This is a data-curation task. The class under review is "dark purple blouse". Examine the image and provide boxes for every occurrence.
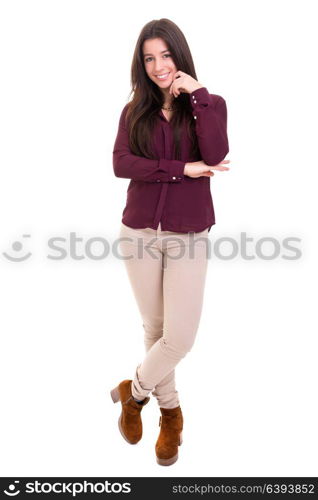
[112,86,229,233]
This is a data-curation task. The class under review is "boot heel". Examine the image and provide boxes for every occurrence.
[110,386,120,403]
[179,431,183,446]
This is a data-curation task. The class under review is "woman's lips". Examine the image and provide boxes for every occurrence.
[155,72,170,80]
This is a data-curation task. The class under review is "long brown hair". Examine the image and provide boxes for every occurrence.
[125,18,200,161]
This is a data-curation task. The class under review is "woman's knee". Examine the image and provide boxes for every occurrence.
[142,318,163,343]
[158,336,194,360]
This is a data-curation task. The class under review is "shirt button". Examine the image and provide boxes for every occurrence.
[192,96,195,99]
[156,179,160,182]
[194,115,197,119]
[172,176,176,180]
[194,100,197,104]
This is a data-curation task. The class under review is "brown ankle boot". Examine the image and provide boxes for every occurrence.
[155,406,183,466]
[110,379,150,444]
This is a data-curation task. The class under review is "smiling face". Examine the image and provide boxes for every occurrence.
[142,38,177,95]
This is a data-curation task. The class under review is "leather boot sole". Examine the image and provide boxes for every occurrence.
[110,386,120,403]
[117,414,138,445]
[156,432,183,466]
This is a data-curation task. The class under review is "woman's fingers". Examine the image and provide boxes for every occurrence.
[204,159,231,172]
[209,165,230,171]
[203,166,229,172]
[216,159,230,167]
[213,159,230,169]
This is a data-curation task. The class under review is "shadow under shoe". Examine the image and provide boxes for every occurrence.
[155,406,183,466]
[110,379,150,444]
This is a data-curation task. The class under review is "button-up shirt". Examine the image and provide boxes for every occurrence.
[112,87,229,233]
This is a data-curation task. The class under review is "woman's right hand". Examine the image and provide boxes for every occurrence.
[184,159,230,178]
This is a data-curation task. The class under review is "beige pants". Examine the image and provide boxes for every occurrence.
[118,221,209,408]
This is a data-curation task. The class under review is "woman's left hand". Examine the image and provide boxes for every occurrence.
[169,70,204,97]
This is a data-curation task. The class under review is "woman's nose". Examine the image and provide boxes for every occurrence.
[154,59,164,72]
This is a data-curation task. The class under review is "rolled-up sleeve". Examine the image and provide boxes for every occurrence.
[190,87,229,166]
[113,105,185,183]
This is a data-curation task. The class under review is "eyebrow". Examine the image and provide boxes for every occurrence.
[143,49,170,57]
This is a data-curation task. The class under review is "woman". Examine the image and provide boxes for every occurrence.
[110,18,230,466]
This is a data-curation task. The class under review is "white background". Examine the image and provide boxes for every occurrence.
[0,0,317,477]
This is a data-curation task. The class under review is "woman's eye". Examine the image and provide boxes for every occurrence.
[145,54,171,63]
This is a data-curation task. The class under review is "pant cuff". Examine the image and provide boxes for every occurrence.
[131,364,153,400]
